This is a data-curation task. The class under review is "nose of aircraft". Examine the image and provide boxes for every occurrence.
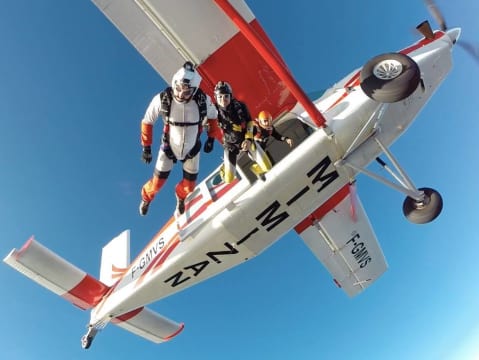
[446,28,461,44]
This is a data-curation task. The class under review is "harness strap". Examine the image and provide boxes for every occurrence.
[167,120,202,127]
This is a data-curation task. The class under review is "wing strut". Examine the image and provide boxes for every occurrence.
[214,0,327,128]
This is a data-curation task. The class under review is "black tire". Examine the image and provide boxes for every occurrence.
[81,335,92,349]
[403,187,443,224]
[360,53,420,103]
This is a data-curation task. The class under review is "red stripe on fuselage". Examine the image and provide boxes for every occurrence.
[211,179,239,201]
[179,199,214,231]
[61,274,109,310]
[184,193,203,214]
[150,236,180,273]
[135,235,181,287]
[294,184,351,234]
[179,179,239,229]
[400,31,445,55]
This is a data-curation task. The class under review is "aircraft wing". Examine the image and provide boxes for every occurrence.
[91,0,297,118]
[3,238,109,309]
[294,184,388,297]
[112,306,184,343]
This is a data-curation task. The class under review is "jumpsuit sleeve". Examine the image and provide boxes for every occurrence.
[271,127,285,141]
[205,96,222,143]
[205,94,218,119]
[140,93,163,147]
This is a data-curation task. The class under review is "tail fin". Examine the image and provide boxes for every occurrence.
[99,230,130,286]
[3,237,109,309]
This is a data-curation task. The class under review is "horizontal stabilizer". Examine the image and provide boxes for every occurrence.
[112,307,184,343]
[3,237,109,309]
[295,186,388,297]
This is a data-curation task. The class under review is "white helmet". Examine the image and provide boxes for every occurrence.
[171,61,202,102]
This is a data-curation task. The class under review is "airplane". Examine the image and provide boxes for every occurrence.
[3,0,468,350]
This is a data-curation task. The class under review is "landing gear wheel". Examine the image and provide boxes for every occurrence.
[360,53,420,103]
[403,187,443,224]
[81,326,98,349]
[81,335,93,350]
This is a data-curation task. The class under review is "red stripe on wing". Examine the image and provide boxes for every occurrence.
[294,184,351,234]
[197,19,297,120]
[112,307,143,323]
[16,236,35,257]
[61,274,109,310]
[163,323,185,341]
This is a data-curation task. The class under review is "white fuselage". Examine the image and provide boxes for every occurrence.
[90,29,455,325]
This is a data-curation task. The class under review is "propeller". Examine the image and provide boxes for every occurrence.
[425,0,447,31]
[457,41,479,63]
[422,0,479,64]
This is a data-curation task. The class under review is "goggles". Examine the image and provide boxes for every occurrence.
[174,83,195,99]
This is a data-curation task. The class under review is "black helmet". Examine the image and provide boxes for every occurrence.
[214,81,233,96]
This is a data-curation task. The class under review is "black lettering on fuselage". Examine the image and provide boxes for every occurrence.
[237,228,259,246]
[164,271,190,287]
[164,243,240,288]
[164,155,342,288]
[184,260,209,276]
[287,186,310,206]
[256,200,289,232]
[131,237,165,279]
[307,156,339,193]
[207,242,238,263]
[164,260,209,288]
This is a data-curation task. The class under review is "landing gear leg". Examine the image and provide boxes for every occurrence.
[81,325,98,350]
[340,137,443,224]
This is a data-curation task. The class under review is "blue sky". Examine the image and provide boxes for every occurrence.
[1,1,479,359]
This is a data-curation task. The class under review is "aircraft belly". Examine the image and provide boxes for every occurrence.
[93,129,352,321]
[94,219,257,321]
[219,130,350,254]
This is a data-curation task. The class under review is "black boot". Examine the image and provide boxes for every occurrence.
[139,199,150,216]
[176,196,185,215]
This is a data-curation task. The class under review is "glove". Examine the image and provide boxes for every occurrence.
[241,139,252,152]
[141,146,152,164]
[204,137,214,153]
[161,133,168,144]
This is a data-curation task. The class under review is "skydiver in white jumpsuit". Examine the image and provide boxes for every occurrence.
[139,62,217,216]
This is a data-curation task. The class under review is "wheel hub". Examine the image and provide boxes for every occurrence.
[373,59,403,80]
